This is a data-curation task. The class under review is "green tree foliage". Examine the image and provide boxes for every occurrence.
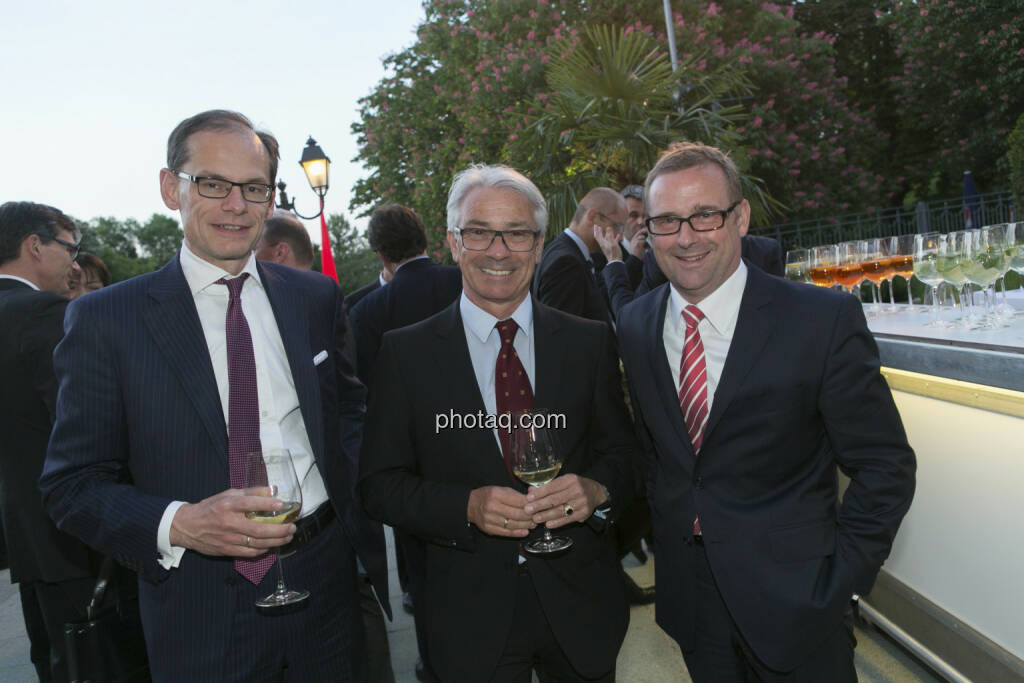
[881,0,1024,199]
[1008,113,1024,210]
[76,214,183,283]
[353,0,888,243]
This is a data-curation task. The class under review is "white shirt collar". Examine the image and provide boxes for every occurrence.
[563,229,592,263]
[179,242,263,296]
[0,274,40,290]
[667,260,747,337]
[460,292,533,345]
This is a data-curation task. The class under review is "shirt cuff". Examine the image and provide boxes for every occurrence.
[157,501,188,569]
[605,259,624,266]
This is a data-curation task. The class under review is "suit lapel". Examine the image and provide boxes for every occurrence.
[259,264,324,462]
[435,303,510,483]
[703,267,775,441]
[144,257,227,457]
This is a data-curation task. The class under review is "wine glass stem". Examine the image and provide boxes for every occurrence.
[906,277,914,311]
[273,553,287,596]
[931,285,941,323]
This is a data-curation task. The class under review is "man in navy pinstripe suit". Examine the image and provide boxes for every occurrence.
[41,110,382,682]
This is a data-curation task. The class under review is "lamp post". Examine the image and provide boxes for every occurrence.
[275,136,331,220]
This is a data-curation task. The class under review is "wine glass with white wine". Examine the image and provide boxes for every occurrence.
[244,448,309,609]
[510,414,573,555]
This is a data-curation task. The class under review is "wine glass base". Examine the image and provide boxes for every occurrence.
[256,588,310,613]
[524,535,573,555]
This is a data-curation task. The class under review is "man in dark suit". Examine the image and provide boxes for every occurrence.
[40,110,386,682]
[360,165,637,683]
[0,201,92,682]
[616,142,915,681]
[349,203,462,388]
[533,187,627,327]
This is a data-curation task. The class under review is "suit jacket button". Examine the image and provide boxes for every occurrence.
[695,477,704,490]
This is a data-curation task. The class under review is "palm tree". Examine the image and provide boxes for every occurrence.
[511,24,779,233]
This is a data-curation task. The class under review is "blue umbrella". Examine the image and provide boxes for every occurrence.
[963,170,982,229]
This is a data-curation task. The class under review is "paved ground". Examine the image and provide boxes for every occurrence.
[0,532,939,682]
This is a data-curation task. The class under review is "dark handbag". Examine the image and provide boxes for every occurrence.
[64,557,150,682]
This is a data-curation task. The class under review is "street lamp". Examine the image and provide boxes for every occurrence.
[276,136,331,220]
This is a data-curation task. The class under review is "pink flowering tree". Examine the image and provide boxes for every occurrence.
[881,0,1024,199]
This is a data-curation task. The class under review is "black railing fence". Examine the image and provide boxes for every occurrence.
[753,191,1018,253]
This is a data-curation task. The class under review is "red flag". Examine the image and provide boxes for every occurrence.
[320,212,338,282]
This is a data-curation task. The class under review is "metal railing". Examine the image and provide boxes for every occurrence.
[753,191,1017,252]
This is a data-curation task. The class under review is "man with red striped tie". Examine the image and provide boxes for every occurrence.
[615,141,916,683]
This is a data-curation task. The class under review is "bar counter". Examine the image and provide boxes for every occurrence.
[859,303,1024,682]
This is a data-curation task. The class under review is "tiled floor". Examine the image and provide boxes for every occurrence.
[0,533,939,682]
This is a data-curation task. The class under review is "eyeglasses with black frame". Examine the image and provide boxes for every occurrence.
[52,237,80,261]
[644,200,742,235]
[454,227,541,252]
[172,171,273,203]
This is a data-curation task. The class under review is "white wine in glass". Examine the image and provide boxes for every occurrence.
[244,448,309,610]
[509,415,573,555]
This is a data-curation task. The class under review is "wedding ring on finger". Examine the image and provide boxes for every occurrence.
[503,517,509,529]
[563,503,574,517]
[245,535,251,547]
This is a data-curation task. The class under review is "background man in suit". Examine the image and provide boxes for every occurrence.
[254,210,315,270]
[0,201,94,682]
[533,187,627,326]
[350,203,461,387]
[360,165,638,683]
[616,142,915,682]
[41,110,385,681]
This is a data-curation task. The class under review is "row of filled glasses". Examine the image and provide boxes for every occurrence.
[784,236,915,313]
[784,223,1024,330]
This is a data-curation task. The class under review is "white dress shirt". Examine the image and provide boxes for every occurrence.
[157,244,327,568]
[663,261,748,413]
[459,293,536,452]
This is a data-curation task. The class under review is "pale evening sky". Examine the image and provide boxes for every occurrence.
[0,0,427,243]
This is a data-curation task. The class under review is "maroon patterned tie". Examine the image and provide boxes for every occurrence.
[220,274,274,584]
[679,305,708,536]
[494,319,533,477]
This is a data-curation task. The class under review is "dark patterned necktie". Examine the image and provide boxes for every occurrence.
[494,319,533,477]
[219,274,274,584]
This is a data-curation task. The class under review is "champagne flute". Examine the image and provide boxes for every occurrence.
[510,414,573,555]
[892,235,916,312]
[937,230,970,327]
[962,225,1007,329]
[784,248,811,284]
[987,224,1016,320]
[244,448,309,609]
[913,233,946,327]
[834,241,866,297]
[809,245,837,288]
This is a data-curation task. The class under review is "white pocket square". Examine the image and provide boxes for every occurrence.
[313,350,328,366]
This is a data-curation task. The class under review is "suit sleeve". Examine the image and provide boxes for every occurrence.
[822,295,916,594]
[358,333,477,548]
[40,298,172,581]
[536,253,591,319]
[601,261,638,322]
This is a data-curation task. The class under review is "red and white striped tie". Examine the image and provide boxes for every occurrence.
[680,304,708,536]
[679,305,709,453]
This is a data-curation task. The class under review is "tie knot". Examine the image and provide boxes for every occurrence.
[682,305,704,330]
[495,319,519,346]
[218,273,250,299]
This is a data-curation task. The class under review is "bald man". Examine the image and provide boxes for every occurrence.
[254,211,315,270]
[532,187,626,326]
